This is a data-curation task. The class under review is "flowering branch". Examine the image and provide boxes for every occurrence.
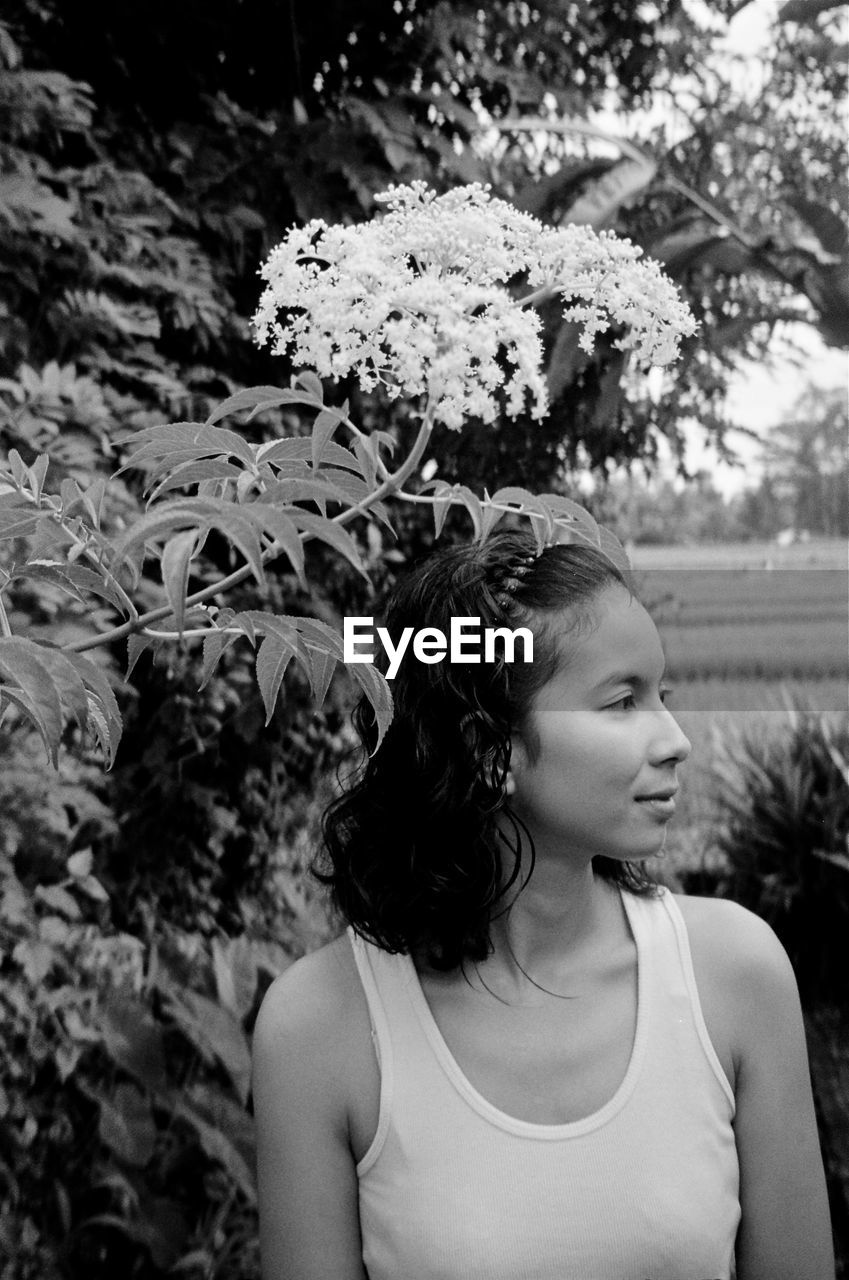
[2,181,695,765]
[254,181,697,431]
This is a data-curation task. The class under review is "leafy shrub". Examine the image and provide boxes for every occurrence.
[0,749,335,1280]
[684,698,849,1006]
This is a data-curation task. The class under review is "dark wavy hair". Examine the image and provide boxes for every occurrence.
[313,527,662,971]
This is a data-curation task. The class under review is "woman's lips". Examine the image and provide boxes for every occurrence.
[635,796,676,817]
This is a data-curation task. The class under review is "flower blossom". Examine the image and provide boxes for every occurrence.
[253,181,697,431]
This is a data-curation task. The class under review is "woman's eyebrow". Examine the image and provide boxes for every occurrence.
[591,665,668,691]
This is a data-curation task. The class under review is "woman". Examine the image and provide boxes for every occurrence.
[252,529,834,1279]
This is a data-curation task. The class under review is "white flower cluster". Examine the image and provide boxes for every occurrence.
[253,182,696,431]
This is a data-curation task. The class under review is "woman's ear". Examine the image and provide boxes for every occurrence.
[505,735,528,797]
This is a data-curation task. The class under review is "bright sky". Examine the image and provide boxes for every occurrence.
[680,328,847,498]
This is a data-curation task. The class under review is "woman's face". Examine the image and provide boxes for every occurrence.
[506,584,692,866]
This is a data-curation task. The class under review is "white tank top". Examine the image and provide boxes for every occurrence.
[348,884,741,1280]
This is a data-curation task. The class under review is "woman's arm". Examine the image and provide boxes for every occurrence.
[729,906,835,1280]
[251,941,369,1280]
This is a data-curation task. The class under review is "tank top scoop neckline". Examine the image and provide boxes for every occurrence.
[385,881,649,1141]
[347,884,741,1280]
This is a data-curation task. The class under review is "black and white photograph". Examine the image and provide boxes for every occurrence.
[0,1,846,1276]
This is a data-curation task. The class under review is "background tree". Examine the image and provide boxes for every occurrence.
[755,383,848,536]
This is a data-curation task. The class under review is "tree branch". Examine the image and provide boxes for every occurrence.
[65,401,437,655]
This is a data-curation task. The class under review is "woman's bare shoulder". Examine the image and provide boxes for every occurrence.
[672,890,781,961]
[253,929,380,1167]
[254,931,361,1046]
[669,891,790,1089]
[252,933,375,1280]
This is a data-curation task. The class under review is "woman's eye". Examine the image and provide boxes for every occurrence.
[608,688,673,711]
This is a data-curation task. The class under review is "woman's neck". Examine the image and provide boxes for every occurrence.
[482,861,622,999]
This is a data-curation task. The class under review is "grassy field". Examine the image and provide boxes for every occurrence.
[630,540,847,681]
[629,539,847,887]
[629,536,847,571]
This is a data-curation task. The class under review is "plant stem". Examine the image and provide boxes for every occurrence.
[9,484,139,621]
[0,593,11,638]
[66,402,436,655]
[517,284,556,308]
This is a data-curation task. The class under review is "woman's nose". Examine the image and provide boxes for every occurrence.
[653,706,692,765]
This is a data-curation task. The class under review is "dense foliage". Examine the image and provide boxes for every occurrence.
[692,705,849,1006]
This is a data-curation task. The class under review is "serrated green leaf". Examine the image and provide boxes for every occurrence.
[308,468,393,528]
[0,508,41,539]
[352,435,378,488]
[238,611,307,655]
[113,498,266,588]
[80,477,107,529]
[294,370,323,401]
[433,497,452,538]
[451,486,484,540]
[0,684,59,765]
[160,530,198,638]
[13,562,86,604]
[489,485,545,510]
[280,614,345,659]
[0,637,64,764]
[254,476,358,509]
[306,648,336,707]
[125,633,155,680]
[245,505,306,585]
[119,444,216,481]
[204,386,307,427]
[59,477,86,518]
[65,654,122,768]
[7,449,26,486]
[19,514,77,565]
[14,561,129,614]
[0,489,30,508]
[311,407,341,470]
[198,628,241,690]
[484,486,550,539]
[289,510,368,579]
[479,499,508,539]
[255,633,296,725]
[21,642,89,730]
[371,429,397,457]
[257,437,360,475]
[29,453,49,501]
[229,612,258,646]
[597,525,632,572]
[148,459,244,502]
[117,422,255,469]
[348,661,393,756]
[537,493,601,545]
